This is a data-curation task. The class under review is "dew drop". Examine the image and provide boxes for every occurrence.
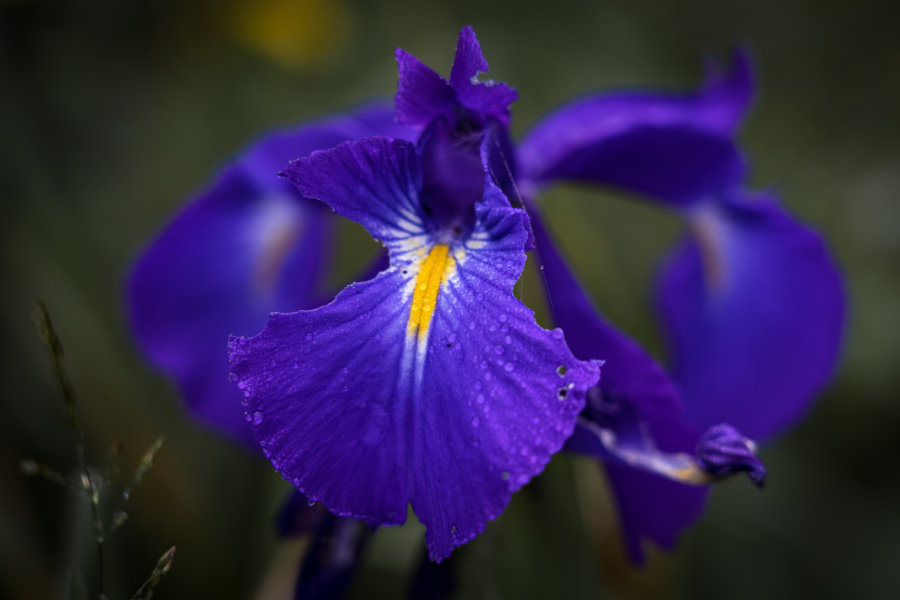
[472,417,480,428]
[557,387,569,400]
[494,346,504,355]
[474,381,482,391]
[251,411,264,426]
[557,365,567,377]
[501,471,510,480]
[499,314,508,323]
[476,394,485,405]
[504,362,514,372]
[305,333,313,341]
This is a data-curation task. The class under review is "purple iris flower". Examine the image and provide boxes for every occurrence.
[227,30,602,561]
[127,26,844,567]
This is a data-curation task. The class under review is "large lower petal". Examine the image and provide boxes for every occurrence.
[127,105,415,443]
[231,139,600,560]
[656,193,845,439]
[518,53,751,205]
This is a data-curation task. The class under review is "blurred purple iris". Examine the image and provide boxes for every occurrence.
[127,27,844,565]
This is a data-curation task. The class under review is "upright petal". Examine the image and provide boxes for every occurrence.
[395,27,516,129]
[656,193,845,439]
[518,52,751,205]
[394,49,456,127]
[449,27,517,124]
[448,26,489,90]
[230,139,601,561]
[128,105,415,443]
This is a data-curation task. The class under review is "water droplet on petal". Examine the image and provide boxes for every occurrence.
[251,411,264,426]
[504,362,514,372]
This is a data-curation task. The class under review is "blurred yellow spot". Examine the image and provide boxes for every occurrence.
[407,244,453,340]
[230,0,352,70]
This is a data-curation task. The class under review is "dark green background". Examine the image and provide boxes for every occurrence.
[2,0,898,598]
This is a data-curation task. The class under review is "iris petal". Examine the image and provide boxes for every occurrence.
[448,27,517,123]
[394,49,456,127]
[604,464,708,563]
[127,105,416,443]
[230,138,601,561]
[656,193,845,439]
[518,52,751,205]
[531,209,709,560]
[394,27,516,129]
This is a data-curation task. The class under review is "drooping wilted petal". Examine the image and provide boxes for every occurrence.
[696,424,766,486]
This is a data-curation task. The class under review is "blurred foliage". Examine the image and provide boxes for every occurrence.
[1,0,899,598]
